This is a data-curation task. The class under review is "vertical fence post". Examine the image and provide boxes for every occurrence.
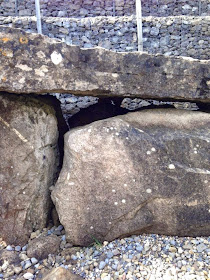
[136,0,143,51]
[198,0,201,16]
[35,0,42,34]
[113,0,116,16]
[15,0,18,16]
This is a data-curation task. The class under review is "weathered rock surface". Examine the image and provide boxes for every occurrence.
[0,26,209,102]
[0,250,20,266]
[27,235,60,260]
[0,93,59,245]
[52,109,210,246]
[43,267,83,280]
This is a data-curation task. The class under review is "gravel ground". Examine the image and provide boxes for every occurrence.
[0,226,209,280]
[70,234,210,280]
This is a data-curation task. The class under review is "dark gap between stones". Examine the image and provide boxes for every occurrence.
[67,96,210,130]
[196,102,210,113]
[36,94,69,227]
[67,96,175,129]
[32,94,69,175]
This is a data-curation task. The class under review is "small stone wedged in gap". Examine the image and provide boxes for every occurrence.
[121,98,200,111]
[0,226,209,280]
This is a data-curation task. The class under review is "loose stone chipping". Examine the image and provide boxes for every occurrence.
[0,226,209,280]
[71,234,210,280]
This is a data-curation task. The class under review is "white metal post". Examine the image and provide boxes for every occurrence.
[15,0,18,16]
[35,0,42,34]
[113,0,116,16]
[198,0,201,16]
[136,0,143,51]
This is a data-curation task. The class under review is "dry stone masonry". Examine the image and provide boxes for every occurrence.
[1,15,209,59]
[1,0,209,17]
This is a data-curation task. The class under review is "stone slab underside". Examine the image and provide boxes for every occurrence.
[0,26,209,102]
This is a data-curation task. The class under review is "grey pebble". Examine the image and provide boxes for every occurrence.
[56,225,64,231]
[112,249,120,256]
[22,245,27,251]
[93,250,100,257]
[177,260,182,268]
[197,243,207,252]
[99,261,106,269]
[170,240,176,246]
[23,272,34,279]
[106,251,114,258]
[31,257,38,264]
[136,245,143,252]
[15,246,21,252]
[6,245,13,251]
[61,235,66,241]
[71,254,77,260]
[53,229,62,235]
[24,260,32,269]
[183,243,193,250]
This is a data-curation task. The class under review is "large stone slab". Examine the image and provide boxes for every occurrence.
[0,93,58,245]
[0,26,209,102]
[52,109,210,246]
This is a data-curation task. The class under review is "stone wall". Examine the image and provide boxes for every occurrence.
[1,15,209,60]
[0,0,210,17]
